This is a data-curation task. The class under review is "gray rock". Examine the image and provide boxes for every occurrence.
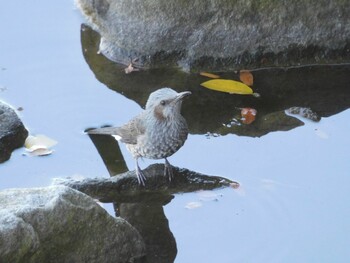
[76,0,350,71]
[0,101,28,163]
[0,185,145,263]
[54,164,237,202]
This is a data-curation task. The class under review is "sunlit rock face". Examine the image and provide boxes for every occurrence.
[76,0,350,71]
[0,186,145,263]
[0,102,28,163]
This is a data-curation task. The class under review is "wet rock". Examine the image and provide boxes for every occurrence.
[287,107,321,122]
[0,101,28,163]
[0,185,145,263]
[54,164,236,202]
[54,162,234,262]
[76,0,350,71]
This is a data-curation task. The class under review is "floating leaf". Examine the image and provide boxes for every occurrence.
[200,79,253,95]
[241,108,257,124]
[185,201,202,209]
[24,135,57,157]
[24,145,53,157]
[239,70,254,86]
[25,135,57,149]
[200,72,220,79]
[230,182,240,189]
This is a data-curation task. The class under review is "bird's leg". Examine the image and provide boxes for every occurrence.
[164,158,173,181]
[135,159,146,186]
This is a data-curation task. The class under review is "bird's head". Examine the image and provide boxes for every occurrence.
[146,88,191,120]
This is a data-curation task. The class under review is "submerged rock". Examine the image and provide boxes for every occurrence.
[0,185,145,263]
[0,101,28,163]
[76,0,350,71]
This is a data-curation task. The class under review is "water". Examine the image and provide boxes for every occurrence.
[1,1,350,262]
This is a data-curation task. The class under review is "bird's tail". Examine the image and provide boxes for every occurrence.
[86,127,119,135]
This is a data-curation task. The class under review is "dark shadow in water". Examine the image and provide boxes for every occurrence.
[115,196,177,263]
[81,134,235,263]
[81,24,350,137]
[87,131,129,175]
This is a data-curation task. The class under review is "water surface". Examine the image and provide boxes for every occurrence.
[1,1,350,262]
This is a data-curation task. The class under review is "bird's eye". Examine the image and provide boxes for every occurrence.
[160,100,166,106]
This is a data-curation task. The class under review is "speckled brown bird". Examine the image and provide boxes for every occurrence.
[88,88,191,185]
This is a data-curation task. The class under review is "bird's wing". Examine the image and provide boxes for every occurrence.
[87,114,146,145]
[114,115,146,144]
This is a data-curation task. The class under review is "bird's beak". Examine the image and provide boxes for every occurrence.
[173,91,191,103]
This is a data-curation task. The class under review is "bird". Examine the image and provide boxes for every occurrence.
[88,87,191,185]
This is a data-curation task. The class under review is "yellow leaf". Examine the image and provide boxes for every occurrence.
[199,72,220,79]
[200,79,253,95]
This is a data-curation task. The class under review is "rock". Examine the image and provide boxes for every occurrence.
[54,164,237,262]
[0,101,28,163]
[54,164,237,202]
[0,185,145,263]
[287,107,321,122]
[76,0,350,71]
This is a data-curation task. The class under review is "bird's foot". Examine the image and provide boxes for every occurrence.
[136,163,146,186]
[164,158,173,182]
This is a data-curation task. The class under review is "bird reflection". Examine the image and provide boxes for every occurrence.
[115,197,177,263]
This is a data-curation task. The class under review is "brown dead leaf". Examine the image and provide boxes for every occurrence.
[200,72,220,79]
[239,70,254,86]
[230,182,240,189]
[241,108,257,124]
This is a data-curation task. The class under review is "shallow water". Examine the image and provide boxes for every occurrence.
[1,1,350,262]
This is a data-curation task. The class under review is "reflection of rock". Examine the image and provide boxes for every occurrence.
[0,101,28,163]
[81,25,350,137]
[117,197,177,263]
[76,0,350,71]
[219,110,304,137]
[0,186,145,263]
